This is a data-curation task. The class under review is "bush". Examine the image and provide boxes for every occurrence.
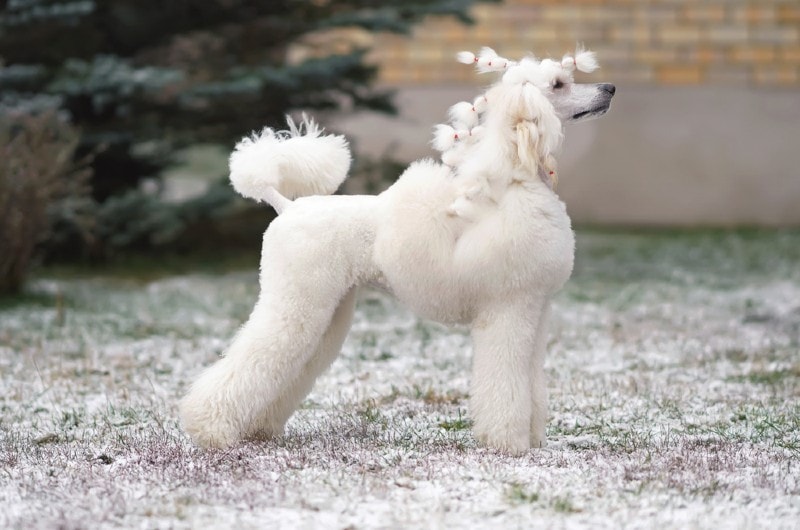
[0,112,91,294]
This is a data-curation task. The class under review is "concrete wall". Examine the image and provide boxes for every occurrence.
[304,0,800,226]
[331,84,800,227]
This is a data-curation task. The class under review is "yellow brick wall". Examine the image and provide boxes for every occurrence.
[353,0,800,87]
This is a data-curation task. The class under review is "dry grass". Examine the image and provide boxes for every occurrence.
[1,230,799,529]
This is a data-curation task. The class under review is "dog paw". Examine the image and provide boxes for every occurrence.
[183,422,240,449]
[474,428,531,455]
[179,396,241,449]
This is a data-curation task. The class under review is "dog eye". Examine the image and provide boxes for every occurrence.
[553,80,565,89]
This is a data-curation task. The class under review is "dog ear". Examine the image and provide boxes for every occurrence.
[514,84,562,176]
[515,120,539,174]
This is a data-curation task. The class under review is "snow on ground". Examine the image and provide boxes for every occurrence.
[1,231,798,529]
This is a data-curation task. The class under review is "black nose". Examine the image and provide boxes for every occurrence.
[600,83,616,96]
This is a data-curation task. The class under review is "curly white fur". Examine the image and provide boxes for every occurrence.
[181,46,614,454]
[229,115,351,206]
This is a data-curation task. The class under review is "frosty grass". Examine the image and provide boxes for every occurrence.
[1,230,799,529]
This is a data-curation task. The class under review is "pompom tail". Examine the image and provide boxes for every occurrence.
[229,115,351,204]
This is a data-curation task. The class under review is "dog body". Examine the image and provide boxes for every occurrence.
[181,47,614,454]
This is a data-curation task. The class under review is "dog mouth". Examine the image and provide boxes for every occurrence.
[571,105,610,121]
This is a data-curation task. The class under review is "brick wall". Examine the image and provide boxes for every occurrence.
[355,0,800,86]
[317,1,800,226]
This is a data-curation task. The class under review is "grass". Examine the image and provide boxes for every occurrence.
[1,229,799,529]
[438,410,471,431]
[506,483,540,504]
[728,367,800,386]
[552,496,579,514]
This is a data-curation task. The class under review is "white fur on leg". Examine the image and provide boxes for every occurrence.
[179,354,244,448]
[529,303,551,448]
[245,287,358,440]
[180,194,373,449]
[470,300,545,455]
[180,285,345,448]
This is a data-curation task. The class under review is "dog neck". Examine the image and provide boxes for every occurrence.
[538,167,556,190]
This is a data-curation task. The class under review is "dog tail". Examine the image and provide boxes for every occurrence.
[229,114,351,213]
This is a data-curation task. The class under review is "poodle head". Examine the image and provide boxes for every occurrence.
[434,46,615,184]
[502,51,615,124]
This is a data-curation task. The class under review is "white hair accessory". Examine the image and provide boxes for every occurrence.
[432,123,457,152]
[462,46,515,73]
[562,46,598,73]
[456,51,477,65]
[448,101,480,128]
[469,125,484,138]
[472,95,488,113]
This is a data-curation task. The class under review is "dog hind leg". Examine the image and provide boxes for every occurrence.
[245,287,358,440]
[180,280,352,449]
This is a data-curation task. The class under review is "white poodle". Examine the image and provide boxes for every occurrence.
[180,46,615,454]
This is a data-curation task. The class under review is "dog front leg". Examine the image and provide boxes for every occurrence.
[529,302,551,448]
[470,299,545,455]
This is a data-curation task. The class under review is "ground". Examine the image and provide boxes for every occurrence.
[1,230,799,529]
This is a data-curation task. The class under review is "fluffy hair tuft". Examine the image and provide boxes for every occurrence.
[229,114,351,202]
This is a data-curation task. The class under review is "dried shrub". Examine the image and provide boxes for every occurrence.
[0,112,91,294]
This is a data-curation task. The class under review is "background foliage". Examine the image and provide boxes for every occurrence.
[0,0,486,290]
[0,112,91,294]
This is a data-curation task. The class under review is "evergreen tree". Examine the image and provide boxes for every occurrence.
[1,0,484,201]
